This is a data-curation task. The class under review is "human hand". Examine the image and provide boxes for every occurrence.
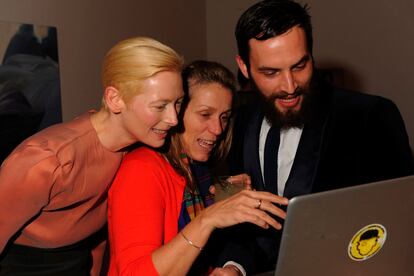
[200,189,288,231]
[209,265,242,276]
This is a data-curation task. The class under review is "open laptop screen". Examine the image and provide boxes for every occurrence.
[274,175,414,276]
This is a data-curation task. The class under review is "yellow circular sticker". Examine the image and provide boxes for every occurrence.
[348,224,387,261]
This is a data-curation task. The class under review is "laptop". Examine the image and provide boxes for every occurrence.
[272,175,414,276]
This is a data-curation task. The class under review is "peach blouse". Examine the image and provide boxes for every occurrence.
[0,112,123,252]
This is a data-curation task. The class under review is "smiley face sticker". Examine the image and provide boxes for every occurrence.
[348,224,387,261]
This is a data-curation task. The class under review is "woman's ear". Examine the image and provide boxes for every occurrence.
[104,86,125,114]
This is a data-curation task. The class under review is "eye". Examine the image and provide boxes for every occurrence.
[262,70,276,76]
[175,99,183,112]
[220,112,232,125]
[153,104,167,111]
[293,62,306,71]
[292,58,310,71]
[260,69,281,79]
[200,111,211,118]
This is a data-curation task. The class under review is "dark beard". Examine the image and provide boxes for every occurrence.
[251,80,319,129]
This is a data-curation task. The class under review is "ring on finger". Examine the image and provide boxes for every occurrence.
[256,199,262,209]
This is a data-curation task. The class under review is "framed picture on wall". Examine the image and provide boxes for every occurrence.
[0,21,61,162]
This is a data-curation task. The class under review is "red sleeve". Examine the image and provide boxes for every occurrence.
[108,150,168,275]
[0,145,60,252]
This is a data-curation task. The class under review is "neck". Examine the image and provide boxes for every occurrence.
[90,109,131,152]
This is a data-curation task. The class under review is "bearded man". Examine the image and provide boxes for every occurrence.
[221,0,414,274]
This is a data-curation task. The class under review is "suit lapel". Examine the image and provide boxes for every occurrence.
[243,111,265,191]
[283,115,329,198]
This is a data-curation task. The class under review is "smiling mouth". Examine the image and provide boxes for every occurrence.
[197,138,216,150]
[279,96,298,102]
[151,128,169,136]
[276,94,301,108]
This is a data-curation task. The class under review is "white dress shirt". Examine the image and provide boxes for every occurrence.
[259,119,303,196]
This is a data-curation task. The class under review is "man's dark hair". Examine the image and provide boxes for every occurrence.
[235,0,313,67]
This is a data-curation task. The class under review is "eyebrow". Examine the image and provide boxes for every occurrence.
[151,96,184,104]
[195,105,232,113]
[291,55,311,69]
[257,54,311,72]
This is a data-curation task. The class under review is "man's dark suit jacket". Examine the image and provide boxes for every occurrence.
[221,79,414,274]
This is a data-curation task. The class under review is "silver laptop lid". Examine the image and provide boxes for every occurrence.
[275,175,414,276]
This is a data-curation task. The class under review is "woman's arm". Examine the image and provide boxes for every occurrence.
[109,150,287,275]
[152,190,287,275]
[0,146,58,252]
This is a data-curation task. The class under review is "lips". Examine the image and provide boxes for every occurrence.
[276,95,301,109]
[197,138,216,151]
[151,127,169,138]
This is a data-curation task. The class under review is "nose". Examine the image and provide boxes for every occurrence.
[281,71,297,94]
[164,105,178,126]
[209,118,223,136]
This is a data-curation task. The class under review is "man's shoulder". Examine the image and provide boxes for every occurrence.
[332,87,394,107]
[330,87,397,115]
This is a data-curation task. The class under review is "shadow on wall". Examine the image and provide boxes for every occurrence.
[0,22,62,163]
[317,62,365,93]
[318,62,414,158]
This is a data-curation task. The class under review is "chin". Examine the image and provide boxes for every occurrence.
[276,104,302,114]
[146,139,166,149]
[191,152,209,162]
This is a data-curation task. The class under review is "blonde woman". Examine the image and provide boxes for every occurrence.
[0,37,184,275]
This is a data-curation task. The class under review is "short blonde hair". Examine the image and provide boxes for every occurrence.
[101,37,183,107]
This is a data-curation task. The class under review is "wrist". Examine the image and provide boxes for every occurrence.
[180,231,203,251]
[196,210,216,233]
[180,212,215,251]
